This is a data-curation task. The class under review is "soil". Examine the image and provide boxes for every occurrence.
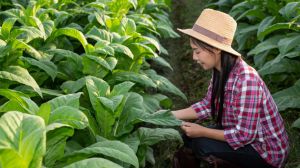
[148,1,211,168]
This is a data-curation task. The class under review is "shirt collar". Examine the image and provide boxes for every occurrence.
[231,57,243,75]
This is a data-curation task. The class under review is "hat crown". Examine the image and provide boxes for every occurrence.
[176,8,241,56]
[194,9,237,44]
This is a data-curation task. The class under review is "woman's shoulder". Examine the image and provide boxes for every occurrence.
[234,59,261,81]
[231,59,264,88]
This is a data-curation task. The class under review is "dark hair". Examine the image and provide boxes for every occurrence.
[190,37,237,127]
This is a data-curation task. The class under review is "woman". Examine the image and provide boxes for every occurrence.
[172,8,289,168]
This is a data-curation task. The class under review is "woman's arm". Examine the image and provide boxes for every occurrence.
[181,122,226,141]
[171,107,198,120]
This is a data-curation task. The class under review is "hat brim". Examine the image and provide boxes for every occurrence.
[177,28,241,57]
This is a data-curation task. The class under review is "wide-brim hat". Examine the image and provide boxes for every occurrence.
[177,8,241,57]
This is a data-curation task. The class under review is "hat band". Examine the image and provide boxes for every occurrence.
[192,24,232,45]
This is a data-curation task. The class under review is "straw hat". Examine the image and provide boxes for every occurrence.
[177,8,241,57]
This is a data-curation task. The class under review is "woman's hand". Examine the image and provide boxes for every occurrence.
[180,122,207,138]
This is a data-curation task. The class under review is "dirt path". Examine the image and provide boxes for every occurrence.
[162,0,211,109]
[149,2,212,167]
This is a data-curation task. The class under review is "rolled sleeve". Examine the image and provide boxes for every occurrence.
[224,77,262,150]
[191,80,212,121]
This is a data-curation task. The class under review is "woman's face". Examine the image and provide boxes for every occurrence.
[190,39,221,71]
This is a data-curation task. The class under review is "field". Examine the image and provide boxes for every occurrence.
[0,0,299,168]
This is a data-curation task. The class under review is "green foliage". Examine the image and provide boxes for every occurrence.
[273,79,300,111]
[63,158,123,168]
[59,140,139,168]
[0,0,184,167]
[0,111,46,168]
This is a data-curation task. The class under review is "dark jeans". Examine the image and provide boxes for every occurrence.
[183,135,275,168]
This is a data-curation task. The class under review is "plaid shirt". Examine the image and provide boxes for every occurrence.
[191,58,289,168]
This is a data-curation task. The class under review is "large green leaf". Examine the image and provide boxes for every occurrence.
[128,14,156,33]
[273,79,300,111]
[124,18,136,35]
[11,39,43,60]
[98,95,124,112]
[20,96,39,114]
[83,54,112,70]
[94,40,115,56]
[47,93,82,111]
[129,0,138,9]
[45,123,74,167]
[255,42,300,72]
[142,94,161,113]
[122,127,183,164]
[21,57,58,81]
[0,90,38,114]
[63,158,122,168]
[144,70,187,101]
[279,2,300,20]
[1,9,24,20]
[111,43,134,59]
[150,56,173,71]
[0,66,42,97]
[236,8,265,21]
[235,23,259,51]
[157,23,179,38]
[229,1,250,18]
[0,111,46,168]
[248,35,283,55]
[60,140,139,168]
[82,55,110,78]
[108,71,156,88]
[85,76,110,98]
[0,100,27,113]
[85,2,105,10]
[86,26,111,42]
[257,16,275,41]
[114,92,145,137]
[277,34,300,55]
[258,22,299,40]
[36,103,51,125]
[0,89,28,108]
[137,127,182,146]
[128,43,158,58]
[13,26,44,43]
[258,58,300,76]
[48,106,89,129]
[110,81,135,97]
[139,36,161,53]
[43,20,55,39]
[1,18,17,39]
[27,16,46,39]
[14,86,64,98]
[49,28,89,52]
[137,110,182,126]
[61,77,86,94]
[85,77,114,138]
[152,94,173,109]
[47,49,82,64]
[106,57,118,70]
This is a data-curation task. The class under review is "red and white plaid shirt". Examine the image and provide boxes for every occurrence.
[191,58,289,168]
